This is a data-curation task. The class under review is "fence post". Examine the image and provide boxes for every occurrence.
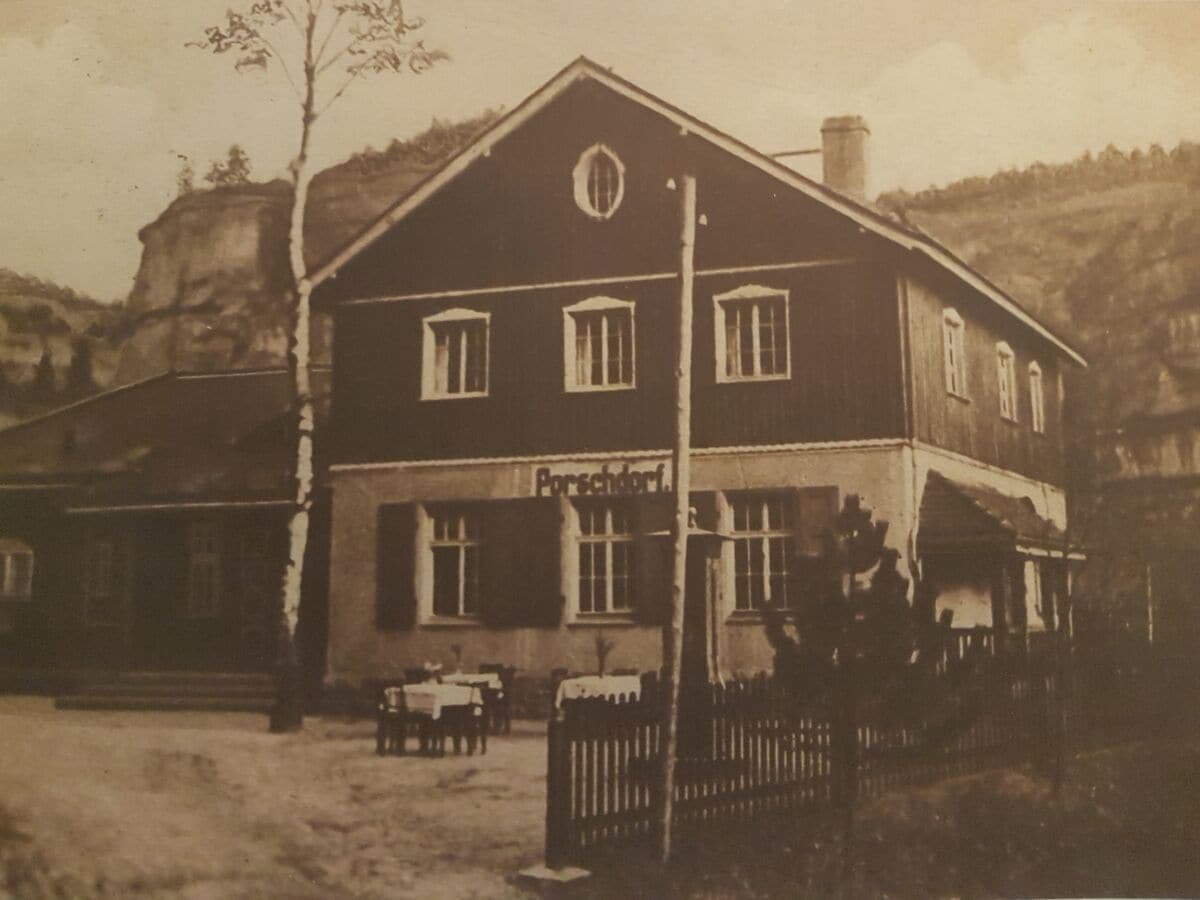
[545,704,569,869]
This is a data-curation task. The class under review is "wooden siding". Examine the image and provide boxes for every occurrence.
[904,270,1065,484]
[323,77,909,463]
[331,263,905,463]
[316,79,880,305]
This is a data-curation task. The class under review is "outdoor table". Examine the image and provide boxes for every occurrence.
[555,674,642,708]
[440,672,503,690]
[402,683,487,755]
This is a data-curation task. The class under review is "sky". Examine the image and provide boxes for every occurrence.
[1,0,1198,301]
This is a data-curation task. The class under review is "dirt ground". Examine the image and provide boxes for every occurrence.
[4,696,1200,899]
[0,697,546,899]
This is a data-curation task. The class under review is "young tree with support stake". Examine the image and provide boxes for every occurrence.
[191,0,446,732]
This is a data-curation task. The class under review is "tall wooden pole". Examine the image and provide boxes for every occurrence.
[657,172,696,864]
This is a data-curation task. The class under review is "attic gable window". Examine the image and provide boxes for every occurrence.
[573,144,625,220]
[714,285,790,383]
[996,341,1018,422]
[0,539,33,602]
[421,308,490,400]
[942,308,967,398]
[563,296,635,391]
[1029,361,1045,434]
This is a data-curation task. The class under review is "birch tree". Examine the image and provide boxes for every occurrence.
[193,0,446,731]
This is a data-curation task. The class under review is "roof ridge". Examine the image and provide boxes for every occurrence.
[0,371,174,437]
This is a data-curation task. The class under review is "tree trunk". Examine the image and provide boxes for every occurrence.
[656,173,696,863]
[270,16,318,734]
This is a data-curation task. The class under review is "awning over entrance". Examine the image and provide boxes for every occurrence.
[918,470,1071,555]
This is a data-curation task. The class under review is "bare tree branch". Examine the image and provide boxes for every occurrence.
[315,69,361,118]
[313,8,347,68]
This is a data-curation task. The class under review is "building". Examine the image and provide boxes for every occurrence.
[310,58,1085,689]
[0,369,329,683]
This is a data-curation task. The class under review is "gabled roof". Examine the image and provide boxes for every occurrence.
[310,56,1085,367]
[0,369,329,493]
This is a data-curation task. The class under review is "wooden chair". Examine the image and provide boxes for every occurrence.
[441,700,487,755]
[480,663,517,734]
[375,684,408,756]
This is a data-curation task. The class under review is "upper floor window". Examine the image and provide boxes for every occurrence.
[187,523,221,619]
[1029,361,1045,434]
[576,500,635,614]
[0,539,33,602]
[996,342,1017,422]
[730,493,795,611]
[942,307,967,397]
[573,144,625,220]
[714,285,790,383]
[431,508,480,618]
[563,297,635,391]
[421,308,489,400]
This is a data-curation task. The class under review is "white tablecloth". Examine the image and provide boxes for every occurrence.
[402,683,483,719]
[555,675,642,708]
[440,672,503,690]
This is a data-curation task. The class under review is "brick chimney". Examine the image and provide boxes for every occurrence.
[820,115,870,201]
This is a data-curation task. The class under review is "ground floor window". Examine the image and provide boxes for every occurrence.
[431,509,480,617]
[187,523,221,619]
[731,493,795,611]
[84,535,122,625]
[239,527,274,622]
[0,539,33,602]
[577,500,634,614]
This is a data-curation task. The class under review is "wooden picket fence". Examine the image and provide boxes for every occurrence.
[545,664,1055,867]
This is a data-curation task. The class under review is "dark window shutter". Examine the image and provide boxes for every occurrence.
[480,499,562,628]
[634,496,672,625]
[376,504,416,630]
[791,487,840,606]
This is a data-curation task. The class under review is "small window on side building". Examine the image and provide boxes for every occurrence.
[1029,361,1045,434]
[187,523,221,619]
[997,342,1018,422]
[942,308,967,397]
[0,539,33,602]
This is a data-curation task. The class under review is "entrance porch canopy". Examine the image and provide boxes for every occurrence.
[918,471,1081,558]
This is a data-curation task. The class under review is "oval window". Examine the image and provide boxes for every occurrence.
[573,144,625,220]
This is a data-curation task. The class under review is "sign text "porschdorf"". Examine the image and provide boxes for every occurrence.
[535,462,669,498]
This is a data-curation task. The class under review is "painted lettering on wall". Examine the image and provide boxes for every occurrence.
[534,462,670,498]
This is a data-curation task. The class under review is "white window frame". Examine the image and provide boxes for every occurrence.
[713,285,791,383]
[187,523,221,619]
[421,308,490,401]
[0,542,33,602]
[1029,361,1045,434]
[730,493,795,612]
[430,508,481,619]
[942,307,967,398]
[996,341,1018,422]
[572,144,626,221]
[575,500,635,615]
[563,296,636,392]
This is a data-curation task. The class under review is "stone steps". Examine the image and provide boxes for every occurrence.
[55,670,275,713]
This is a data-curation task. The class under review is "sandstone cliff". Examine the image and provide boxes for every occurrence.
[116,111,499,383]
